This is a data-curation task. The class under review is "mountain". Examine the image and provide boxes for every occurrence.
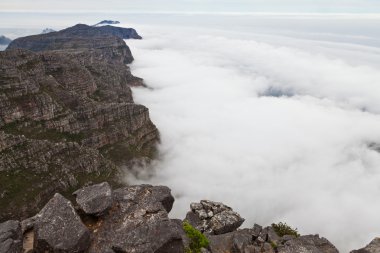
[7,24,142,51]
[0,24,157,220]
[0,35,12,45]
[94,20,120,26]
[41,28,55,34]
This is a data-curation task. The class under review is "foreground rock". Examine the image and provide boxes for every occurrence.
[351,238,380,253]
[0,24,158,220]
[0,220,22,253]
[33,193,90,252]
[89,184,183,253]
[208,225,338,253]
[185,200,244,234]
[73,182,112,216]
[2,182,379,253]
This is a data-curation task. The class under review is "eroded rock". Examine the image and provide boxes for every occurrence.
[89,185,183,253]
[185,200,244,234]
[73,182,112,216]
[351,238,380,253]
[0,220,22,253]
[33,193,90,252]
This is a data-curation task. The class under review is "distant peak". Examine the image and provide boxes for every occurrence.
[41,28,56,34]
[94,20,121,27]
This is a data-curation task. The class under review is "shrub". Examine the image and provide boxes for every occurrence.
[183,221,209,253]
[271,222,300,237]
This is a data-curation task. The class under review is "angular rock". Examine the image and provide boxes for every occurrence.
[89,185,183,253]
[73,182,112,216]
[351,238,380,253]
[277,235,339,253]
[185,200,244,235]
[33,193,90,253]
[210,210,245,235]
[0,220,22,253]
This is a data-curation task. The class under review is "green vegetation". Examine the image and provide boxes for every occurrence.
[271,222,300,237]
[183,221,209,253]
[1,120,85,143]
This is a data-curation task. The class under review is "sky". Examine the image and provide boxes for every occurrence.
[1,0,380,13]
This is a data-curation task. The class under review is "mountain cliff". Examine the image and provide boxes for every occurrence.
[0,24,158,221]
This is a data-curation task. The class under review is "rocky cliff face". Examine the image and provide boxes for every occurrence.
[1,182,376,253]
[0,24,158,221]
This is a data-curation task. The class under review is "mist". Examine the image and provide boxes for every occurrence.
[125,15,380,252]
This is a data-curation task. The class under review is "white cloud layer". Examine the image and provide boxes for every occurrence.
[126,17,380,252]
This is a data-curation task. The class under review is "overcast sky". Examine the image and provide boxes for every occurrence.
[1,0,380,13]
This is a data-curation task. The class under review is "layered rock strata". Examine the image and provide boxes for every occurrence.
[0,24,159,221]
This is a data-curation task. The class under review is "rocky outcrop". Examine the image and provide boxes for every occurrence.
[185,200,245,234]
[0,24,159,221]
[89,185,182,253]
[2,182,379,253]
[73,182,113,216]
[0,220,22,253]
[351,238,380,253]
[33,193,90,252]
[15,183,184,253]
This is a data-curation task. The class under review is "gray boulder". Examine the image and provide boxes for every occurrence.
[88,184,183,253]
[0,220,22,253]
[73,182,113,216]
[33,193,90,253]
[278,235,339,253]
[351,238,380,253]
[185,200,244,234]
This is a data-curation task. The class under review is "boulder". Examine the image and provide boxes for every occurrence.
[277,235,339,253]
[0,220,22,253]
[33,193,90,252]
[185,200,244,234]
[73,182,113,216]
[351,238,380,253]
[88,185,184,253]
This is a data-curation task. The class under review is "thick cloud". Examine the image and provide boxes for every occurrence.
[126,17,380,252]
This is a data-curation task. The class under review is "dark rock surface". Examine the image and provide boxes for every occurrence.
[0,35,11,45]
[278,235,339,253]
[185,200,244,234]
[73,182,112,216]
[0,24,159,221]
[89,184,183,253]
[208,224,338,253]
[33,193,90,252]
[1,182,376,253]
[351,238,380,253]
[0,220,22,253]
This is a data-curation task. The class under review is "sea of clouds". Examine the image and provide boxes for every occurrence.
[1,11,380,252]
[125,14,380,252]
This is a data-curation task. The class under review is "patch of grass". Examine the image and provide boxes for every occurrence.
[183,221,209,253]
[271,222,300,237]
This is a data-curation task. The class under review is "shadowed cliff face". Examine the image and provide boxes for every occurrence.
[0,25,159,221]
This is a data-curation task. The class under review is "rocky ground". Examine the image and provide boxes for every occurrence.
[0,24,159,221]
[0,182,377,253]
